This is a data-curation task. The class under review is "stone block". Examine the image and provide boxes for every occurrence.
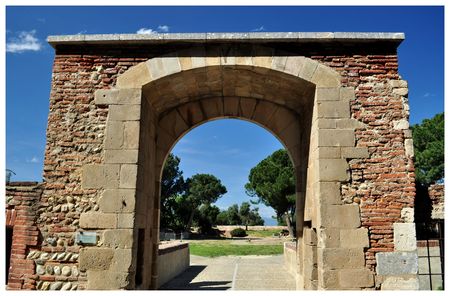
[393,119,409,130]
[109,105,141,121]
[159,110,189,137]
[147,56,181,80]
[388,80,408,88]
[336,118,365,129]
[317,228,340,248]
[405,139,414,157]
[316,87,340,101]
[178,56,192,71]
[117,213,135,229]
[340,228,369,248]
[177,101,205,126]
[340,87,356,101]
[316,147,340,159]
[393,223,417,251]
[190,56,206,68]
[316,119,336,129]
[105,121,124,149]
[102,229,134,249]
[318,268,339,289]
[95,88,141,105]
[381,276,419,290]
[284,56,305,76]
[82,164,120,189]
[318,158,349,182]
[339,268,374,288]
[105,150,139,164]
[311,64,340,87]
[116,62,151,89]
[317,101,350,119]
[80,213,117,229]
[400,207,414,223]
[303,227,317,246]
[319,204,361,228]
[79,248,114,271]
[316,181,342,205]
[120,164,138,189]
[123,121,140,149]
[239,98,257,118]
[223,97,240,116]
[376,252,418,275]
[111,248,134,272]
[271,56,288,72]
[341,147,369,159]
[87,270,131,289]
[200,97,224,119]
[251,46,274,69]
[298,59,319,81]
[99,189,136,213]
[319,247,365,269]
[393,87,408,96]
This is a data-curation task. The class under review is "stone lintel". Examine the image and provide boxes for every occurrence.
[48,32,405,48]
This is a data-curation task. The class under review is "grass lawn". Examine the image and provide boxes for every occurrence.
[189,242,283,257]
[246,229,281,238]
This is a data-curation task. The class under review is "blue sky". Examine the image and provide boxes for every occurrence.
[5,6,444,222]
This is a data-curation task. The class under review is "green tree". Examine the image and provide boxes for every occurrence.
[412,112,444,186]
[239,202,264,229]
[160,154,186,231]
[184,174,227,231]
[245,149,296,237]
[195,204,221,234]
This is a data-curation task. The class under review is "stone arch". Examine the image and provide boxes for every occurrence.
[81,46,372,290]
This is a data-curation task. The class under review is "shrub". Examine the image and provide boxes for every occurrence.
[230,228,247,237]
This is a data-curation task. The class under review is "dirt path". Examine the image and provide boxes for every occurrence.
[160,254,296,290]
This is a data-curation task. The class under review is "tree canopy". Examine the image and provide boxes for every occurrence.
[216,202,264,228]
[245,149,296,236]
[412,112,444,186]
[160,154,186,231]
[183,173,227,231]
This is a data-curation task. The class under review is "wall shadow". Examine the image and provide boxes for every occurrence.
[159,265,232,290]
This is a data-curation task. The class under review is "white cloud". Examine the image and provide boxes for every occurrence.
[157,25,170,32]
[137,28,156,34]
[137,25,170,34]
[251,26,266,32]
[77,30,88,35]
[6,30,42,53]
[423,92,436,98]
[27,156,39,163]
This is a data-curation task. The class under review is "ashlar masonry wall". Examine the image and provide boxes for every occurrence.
[8,33,418,291]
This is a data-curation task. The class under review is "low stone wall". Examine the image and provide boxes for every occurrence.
[157,242,189,288]
[284,242,297,276]
[216,225,287,231]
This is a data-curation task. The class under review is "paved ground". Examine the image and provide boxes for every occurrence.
[160,254,296,290]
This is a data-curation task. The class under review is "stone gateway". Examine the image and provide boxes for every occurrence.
[7,32,418,290]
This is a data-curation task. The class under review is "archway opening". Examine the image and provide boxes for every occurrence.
[156,118,298,290]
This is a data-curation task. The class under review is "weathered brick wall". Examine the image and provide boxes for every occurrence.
[32,43,413,289]
[6,182,42,290]
[311,55,415,271]
[428,183,444,219]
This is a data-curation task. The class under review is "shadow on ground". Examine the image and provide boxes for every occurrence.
[159,265,231,290]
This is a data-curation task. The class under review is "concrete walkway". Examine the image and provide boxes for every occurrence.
[160,255,296,290]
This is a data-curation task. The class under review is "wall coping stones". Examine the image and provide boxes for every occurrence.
[47,32,405,48]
